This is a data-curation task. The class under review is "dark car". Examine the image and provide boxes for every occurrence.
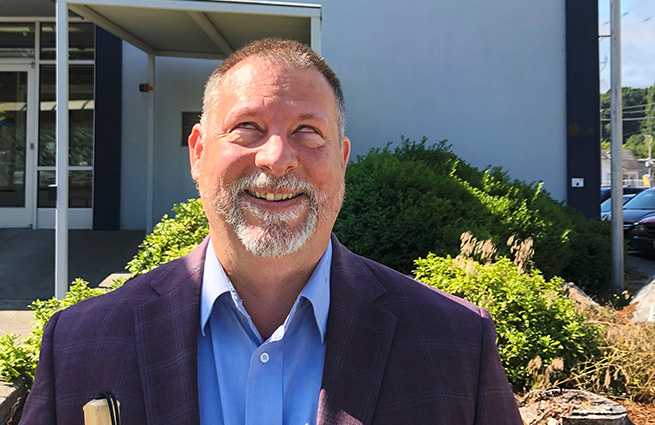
[600,186,645,203]
[600,193,638,218]
[629,214,655,255]
[611,188,655,236]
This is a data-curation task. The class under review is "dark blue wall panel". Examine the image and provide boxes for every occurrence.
[93,27,122,230]
[566,0,601,218]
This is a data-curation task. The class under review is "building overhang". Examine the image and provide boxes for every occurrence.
[0,0,322,58]
[67,0,321,59]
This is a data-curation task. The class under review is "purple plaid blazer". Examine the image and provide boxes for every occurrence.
[21,235,521,424]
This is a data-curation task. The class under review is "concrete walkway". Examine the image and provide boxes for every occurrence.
[0,229,145,337]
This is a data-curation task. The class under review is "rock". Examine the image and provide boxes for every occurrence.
[562,282,600,311]
[631,279,655,323]
[519,389,630,425]
[0,378,26,424]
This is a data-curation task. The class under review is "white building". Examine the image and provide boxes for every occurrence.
[0,0,600,231]
[600,149,650,188]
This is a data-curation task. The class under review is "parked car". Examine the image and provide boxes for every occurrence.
[600,193,638,218]
[600,186,645,203]
[606,188,655,236]
[629,214,655,255]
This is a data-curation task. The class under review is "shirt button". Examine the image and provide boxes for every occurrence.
[259,352,270,364]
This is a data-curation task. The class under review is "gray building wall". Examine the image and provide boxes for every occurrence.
[121,45,218,229]
[121,0,567,229]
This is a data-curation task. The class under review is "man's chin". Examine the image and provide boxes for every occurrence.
[234,224,312,258]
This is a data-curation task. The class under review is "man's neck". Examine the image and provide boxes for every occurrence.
[209,231,328,340]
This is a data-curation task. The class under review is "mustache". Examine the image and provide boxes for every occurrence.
[231,172,319,198]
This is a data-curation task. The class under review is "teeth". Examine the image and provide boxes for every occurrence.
[249,190,297,201]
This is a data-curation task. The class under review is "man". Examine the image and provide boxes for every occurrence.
[21,39,522,424]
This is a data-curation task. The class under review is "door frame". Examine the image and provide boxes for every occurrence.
[0,62,38,229]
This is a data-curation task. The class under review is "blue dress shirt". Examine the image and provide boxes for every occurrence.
[198,240,332,425]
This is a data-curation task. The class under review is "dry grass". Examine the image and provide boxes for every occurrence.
[456,232,497,268]
[559,302,655,403]
[617,398,655,425]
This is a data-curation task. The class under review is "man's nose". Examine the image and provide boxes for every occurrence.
[254,134,299,177]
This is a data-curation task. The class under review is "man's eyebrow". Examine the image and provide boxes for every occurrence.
[297,113,327,122]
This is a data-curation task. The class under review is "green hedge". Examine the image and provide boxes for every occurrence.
[127,198,208,277]
[334,138,611,297]
[414,253,602,391]
[128,137,611,296]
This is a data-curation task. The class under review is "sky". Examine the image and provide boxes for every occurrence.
[598,0,655,93]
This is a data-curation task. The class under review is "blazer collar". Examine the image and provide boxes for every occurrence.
[133,237,209,425]
[318,235,398,425]
[131,235,397,425]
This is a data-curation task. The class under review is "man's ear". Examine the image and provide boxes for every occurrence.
[340,137,351,169]
[188,123,204,181]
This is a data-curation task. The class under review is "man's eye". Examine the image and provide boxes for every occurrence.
[234,122,258,130]
[295,125,318,134]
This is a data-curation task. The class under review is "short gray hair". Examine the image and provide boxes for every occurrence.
[201,38,346,139]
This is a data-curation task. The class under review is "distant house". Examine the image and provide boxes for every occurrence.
[0,0,600,230]
[601,149,650,187]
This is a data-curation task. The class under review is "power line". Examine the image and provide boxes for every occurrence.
[623,103,653,110]
[601,116,655,121]
[600,103,653,112]
[601,109,649,115]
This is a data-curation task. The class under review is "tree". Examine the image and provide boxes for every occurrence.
[624,134,649,158]
[601,85,655,161]
[600,86,649,143]
[642,85,655,137]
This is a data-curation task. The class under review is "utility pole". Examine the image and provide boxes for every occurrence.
[648,135,654,187]
[610,0,624,294]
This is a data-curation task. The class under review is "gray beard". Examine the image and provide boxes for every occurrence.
[206,172,332,257]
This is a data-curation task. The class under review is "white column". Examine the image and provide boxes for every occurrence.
[146,54,155,232]
[610,0,624,294]
[310,16,321,55]
[55,0,70,299]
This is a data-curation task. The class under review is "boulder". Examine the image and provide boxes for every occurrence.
[519,389,631,425]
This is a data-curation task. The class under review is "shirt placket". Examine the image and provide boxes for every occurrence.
[245,338,283,425]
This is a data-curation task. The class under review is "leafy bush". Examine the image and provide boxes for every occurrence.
[0,279,122,387]
[127,198,209,276]
[414,240,602,391]
[125,139,611,296]
[334,137,612,297]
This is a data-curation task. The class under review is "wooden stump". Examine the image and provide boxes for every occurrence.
[519,389,631,425]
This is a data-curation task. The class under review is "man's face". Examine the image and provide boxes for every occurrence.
[189,58,350,257]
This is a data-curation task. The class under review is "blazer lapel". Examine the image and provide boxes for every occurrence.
[133,239,208,425]
[318,236,398,425]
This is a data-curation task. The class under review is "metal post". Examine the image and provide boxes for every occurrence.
[648,135,653,187]
[610,0,624,294]
[310,16,321,55]
[55,0,69,299]
[146,54,155,232]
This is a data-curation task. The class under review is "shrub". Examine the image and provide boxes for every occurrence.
[413,235,602,391]
[127,198,209,276]
[125,138,612,296]
[334,137,612,297]
[0,279,123,387]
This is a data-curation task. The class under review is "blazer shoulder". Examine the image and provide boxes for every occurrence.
[52,241,206,332]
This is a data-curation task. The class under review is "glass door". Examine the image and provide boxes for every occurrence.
[0,65,36,228]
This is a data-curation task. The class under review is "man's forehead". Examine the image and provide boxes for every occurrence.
[217,57,329,94]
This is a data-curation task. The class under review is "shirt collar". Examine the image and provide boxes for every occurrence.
[200,239,332,343]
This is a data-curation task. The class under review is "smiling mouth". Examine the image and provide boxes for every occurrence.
[245,190,302,202]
